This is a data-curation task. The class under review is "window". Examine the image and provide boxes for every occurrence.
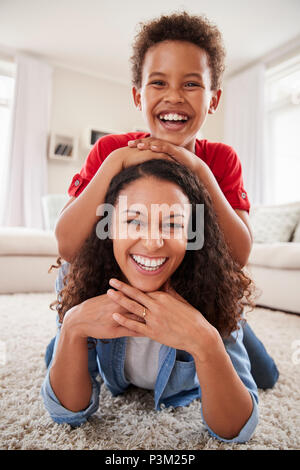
[0,59,15,223]
[0,65,15,162]
[265,55,300,204]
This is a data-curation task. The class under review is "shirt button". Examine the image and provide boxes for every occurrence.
[241,192,246,199]
[74,179,80,187]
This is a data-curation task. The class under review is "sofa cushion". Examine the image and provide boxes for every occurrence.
[42,194,69,231]
[0,227,58,256]
[0,255,58,293]
[248,242,300,269]
[250,202,300,243]
[292,221,300,243]
[247,264,300,313]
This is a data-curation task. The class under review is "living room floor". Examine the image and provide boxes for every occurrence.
[0,292,299,450]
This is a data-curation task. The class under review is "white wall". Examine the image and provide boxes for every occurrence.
[47,67,146,194]
[201,88,225,142]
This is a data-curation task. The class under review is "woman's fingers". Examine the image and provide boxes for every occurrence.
[117,325,145,337]
[108,279,154,314]
[113,312,147,335]
[107,288,147,319]
[121,312,146,323]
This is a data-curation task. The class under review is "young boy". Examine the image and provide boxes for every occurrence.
[55,12,253,267]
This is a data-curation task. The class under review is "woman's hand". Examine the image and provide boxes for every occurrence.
[63,293,146,340]
[127,137,201,174]
[106,278,220,361]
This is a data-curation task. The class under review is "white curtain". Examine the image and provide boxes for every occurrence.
[223,63,267,205]
[1,54,52,228]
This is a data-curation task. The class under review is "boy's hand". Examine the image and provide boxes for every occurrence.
[128,137,200,173]
[109,145,174,171]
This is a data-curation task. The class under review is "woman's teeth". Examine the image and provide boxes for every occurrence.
[131,254,167,271]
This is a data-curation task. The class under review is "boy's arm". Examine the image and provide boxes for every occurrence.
[196,161,252,267]
[55,150,123,262]
[127,138,252,267]
[235,209,253,243]
[55,146,171,262]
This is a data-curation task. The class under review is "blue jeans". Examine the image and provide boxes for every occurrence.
[44,321,279,390]
[242,322,279,389]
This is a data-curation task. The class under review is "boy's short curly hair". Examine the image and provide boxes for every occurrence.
[130,11,226,91]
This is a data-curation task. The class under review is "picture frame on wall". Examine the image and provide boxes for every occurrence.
[48,133,78,161]
[82,127,118,150]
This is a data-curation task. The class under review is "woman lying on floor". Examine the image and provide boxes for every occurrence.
[42,159,278,443]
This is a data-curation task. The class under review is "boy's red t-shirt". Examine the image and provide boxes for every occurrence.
[68,132,250,212]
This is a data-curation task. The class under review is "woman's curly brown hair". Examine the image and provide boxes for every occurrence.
[131,11,226,90]
[50,159,254,338]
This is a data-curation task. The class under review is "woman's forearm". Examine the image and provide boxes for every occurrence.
[195,161,252,267]
[49,320,92,412]
[55,151,122,262]
[191,334,253,439]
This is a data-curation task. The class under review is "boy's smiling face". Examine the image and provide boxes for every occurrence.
[132,40,221,152]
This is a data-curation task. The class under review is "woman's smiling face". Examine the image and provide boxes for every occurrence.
[111,176,190,292]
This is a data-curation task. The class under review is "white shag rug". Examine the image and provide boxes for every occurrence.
[0,292,299,450]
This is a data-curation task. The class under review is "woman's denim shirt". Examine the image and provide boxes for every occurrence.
[41,263,259,444]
